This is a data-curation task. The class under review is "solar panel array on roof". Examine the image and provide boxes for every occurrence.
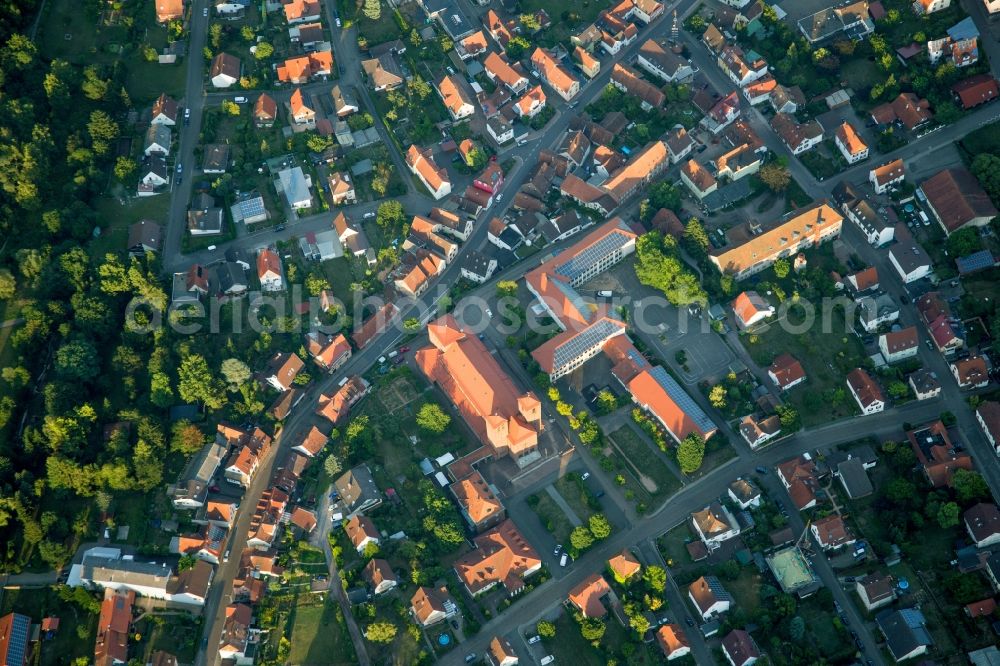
[238,196,266,219]
[5,613,30,666]
[553,319,624,367]
[956,249,995,274]
[555,229,631,284]
[648,365,716,433]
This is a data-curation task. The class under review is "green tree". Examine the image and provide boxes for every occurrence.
[55,340,99,382]
[972,154,1000,205]
[177,353,226,409]
[221,99,241,116]
[588,513,612,540]
[376,200,404,230]
[506,35,531,60]
[676,433,705,474]
[416,403,451,433]
[946,227,981,257]
[683,218,710,256]
[644,182,682,215]
[366,621,397,643]
[886,380,909,399]
[537,619,556,638]
[220,358,252,390]
[254,42,274,60]
[570,525,594,551]
[643,565,666,592]
[241,25,256,41]
[324,453,343,478]
[362,0,381,20]
[634,233,707,306]
[304,274,330,297]
[953,469,990,504]
[170,421,205,455]
[579,617,606,642]
[775,404,801,430]
[759,163,791,192]
[0,269,15,299]
[178,554,197,571]
[595,389,618,414]
[709,385,727,409]
[113,157,136,180]
[209,23,222,49]
[937,501,960,529]
[773,258,790,279]
[520,12,541,30]
[496,280,518,297]
[403,317,420,332]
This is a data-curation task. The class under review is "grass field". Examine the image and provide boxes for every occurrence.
[288,599,358,665]
[552,474,598,523]
[606,426,681,496]
[725,568,762,615]
[0,587,97,666]
[91,195,171,259]
[529,492,576,545]
[543,610,660,666]
[657,522,695,567]
[742,306,866,427]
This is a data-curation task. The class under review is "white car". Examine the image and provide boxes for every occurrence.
[203,7,208,16]
[495,193,503,202]
[581,472,590,480]
[336,17,342,27]
[527,636,541,645]
[363,211,376,219]
[485,308,493,318]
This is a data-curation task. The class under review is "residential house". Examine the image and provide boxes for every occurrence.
[254,93,278,127]
[317,376,371,425]
[151,93,178,125]
[611,63,665,110]
[288,88,315,127]
[700,91,741,134]
[691,502,740,551]
[450,470,506,532]
[716,143,761,181]
[637,38,693,82]
[834,122,868,163]
[688,576,732,620]
[333,465,381,516]
[456,30,488,59]
[0,613,31,666]
[218,604,255,662]
[361,54,404,91]
[486,115,514,144]
[729,478,762,509]
[721,629,759,666]
[798,1,875,43]
[222,427,272,487]
[717,44,768,87]
[329,84,358,117]
[144,124,171,157]
[568,574,613,618]
[836,458,874,498]
[202,144,230,174]
[680,159,717,199]
[276,166,313,209]
[291,425,327,458]
[847,368,885,414]
[95,588,134,666]
[858,293,899,332]
[483,52,528,94]
[879,326,919,363]
[811,514,856,550]
[515,85,546,118]
[290,22,324,50]
[770,113,822,155]
[952,356,989,389]
[345,515,380,553]
[743,75,778,105]
[888,224,931,283]
[438,74,475,120]
[531,48,580,100]
[919,167,999,235]
[769,84,805,114]
[283,0,321,23]
[953,74,999,109]
[656,624,691,660]
[907,420,973,487]
[406,145,452,200]
[910,368,942,400]
[739,413,781,448]
[870,158,905,194]
[363,559,398,595]
[855,573,895,611]
[842,196,895,246]
[156,0,183,22]
[304,332,351,373]
[768,353,806,390]
[257,248,283,291]
[139,156,168,189]
[870,92,932,131]
[277,51,334,84]
[608,550,642,582]
[965,503,1000,548]
[461,250,497,283]
[210,53,241,88]
[914,0,950,13]
[666,127,694,164]
[127,220,162,255]
[626,365,718,442]
[776,454,820,510]
[327,172,356,205]
[453,520,542,596]
[574,46,601,78]
[975,401,1000,454]
[264,352,303,392]
[732,291,774,329]
[187,193,223,235]
[916,291,964,352]
[487,636,519,666]
[877,609,932,662]
[410,586,456,627]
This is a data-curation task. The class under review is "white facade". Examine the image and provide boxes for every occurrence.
[888,247,931,283]
[878,334,918,363]
[914,0,951,13]
[835,134,868,164]
[986,0,1000,14]
[688,590,730,620]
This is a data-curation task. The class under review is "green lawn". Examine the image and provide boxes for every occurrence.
[741,306,866,427]
[0,587,97,666]
[840,59,881,92]
[91,195,171,259]
[126,61,188,103]
[798,600,853,663]
[353,5,403,46]
[552,474,599,523]
[135,613,202,663]
[725,568,762,615]
[543,610,660,666]
[521,0,605,47]
[606,426,681,496]
[657,522,696,568]
[287,599,358,665]
[529,492,576,545]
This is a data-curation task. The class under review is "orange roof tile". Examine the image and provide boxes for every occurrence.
[568,574,611,617]
[531,47,578,96]
[454,519,541,594]
[835,121,867,156]
[450,471,503,525]
[406,145,449,193]
[608,550,641,579]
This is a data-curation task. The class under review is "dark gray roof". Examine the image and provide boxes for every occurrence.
[462,249,495,278]
[335,465,381,514]
[877,609,932,661]
[214,262,248,294]
[836,458,873,498]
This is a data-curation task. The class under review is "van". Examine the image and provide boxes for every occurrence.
[919,211,929,225]
[388,350,398,359]
[540,657,555,665]
[559,553,568,567]
[338,376,349,387]
[234,96,248,104]
[207,245,217,251]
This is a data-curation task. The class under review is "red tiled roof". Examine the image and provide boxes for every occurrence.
[568,573,611,617]
[769,353,805,388]
[953,74,999,109]
[454,519,541,594]
[847,368,883,409]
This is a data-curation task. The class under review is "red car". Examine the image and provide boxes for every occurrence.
[399,346,410,353]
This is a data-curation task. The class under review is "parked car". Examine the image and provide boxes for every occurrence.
[336,17,342,27]
[399,346,410,353]
[755,466,767,474]
[464,654,476,663]
[527,635,542,645]
[553,544,562,556]
[581,472,590,480]
[184,108,191,124]
[363,211,376,219]
[685,617,694,627]
[203,7,208,16]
